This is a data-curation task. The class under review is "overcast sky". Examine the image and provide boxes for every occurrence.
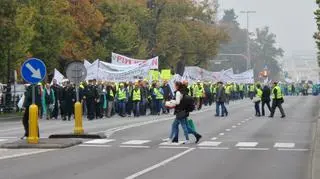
[218,0,317,57]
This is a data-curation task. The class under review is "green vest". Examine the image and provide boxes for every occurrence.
[239,84,244,91]
[272,86,283,99]
[132,89,141,101]
[195,85,204,98]
[249,85,255,92]
[154,88,163,100]
[233,84,237,92]
[256,88,263,99]
[118,89,126,100]
[110,90,114,97]
[225,86,231,95]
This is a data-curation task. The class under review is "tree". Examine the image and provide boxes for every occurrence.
[61,0,105,63]
[0,0,25,83]
[217,9,247,73]
[314,0,320,66]
[251,27,284,80]
[16,0,74,73]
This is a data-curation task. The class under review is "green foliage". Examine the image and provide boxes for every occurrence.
[217,9,283,80]
[0,0,229,83]
[314,1,320,66]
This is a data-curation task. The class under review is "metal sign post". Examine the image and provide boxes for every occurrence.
[21,58,46,144]
[65,61,87,135]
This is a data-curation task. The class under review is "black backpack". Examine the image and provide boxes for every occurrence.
[181,95,195,112]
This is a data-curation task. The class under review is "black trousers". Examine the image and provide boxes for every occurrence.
[261,101,271,116]
[270,100,285,117]
[22,107,29,137]
[51,100,59,119]
[86,99,96,120]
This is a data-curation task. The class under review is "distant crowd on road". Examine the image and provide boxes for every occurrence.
[18,80,319,121]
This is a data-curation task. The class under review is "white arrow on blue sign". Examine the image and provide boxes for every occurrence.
[21,58,47,84]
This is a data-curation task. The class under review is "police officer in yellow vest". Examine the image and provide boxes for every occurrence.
[239,83,245,99]
[269,81,286,118]
[153,82,165,115]
[132,82,142,117]
[225,83,232,104]
[194,80,205,110]
[254,84,263,117]
[117,83,127,117]
[249,83,256,100]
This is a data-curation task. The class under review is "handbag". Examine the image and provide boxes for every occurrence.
[187,118,196,133]
[252,97,261,103]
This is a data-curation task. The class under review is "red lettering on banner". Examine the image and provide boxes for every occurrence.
[152,58,158,67]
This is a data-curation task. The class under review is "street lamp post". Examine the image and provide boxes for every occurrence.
[240,11,256,70]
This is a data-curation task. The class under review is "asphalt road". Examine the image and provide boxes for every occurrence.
[0,96,319,179]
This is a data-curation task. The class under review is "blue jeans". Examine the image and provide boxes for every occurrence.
[216,102,227,116]
[118,100,126,116]
[133,101,140,116]
[170,117,190,141]
[155,99,163,113]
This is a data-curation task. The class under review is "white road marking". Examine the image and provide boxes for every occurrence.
[211,137,218,140]
[236,142,258,147]
[219,133,225,136]
[122,140,151,145]
[79,144,111,148]
[277,148,309,152]
[232,126,237,128]
[0,127,22,133]
[125,148,195,179]
[198,147,229,150]
[0,137,17,139]
[241,121,246,123]
[120,145,150,149]
[159,141,184,146]
[225,129,231,132]
[246,118,250,121]
[239,148,269,151]
[0,149,54,160]
[159,146,190,149]
[197,141,221,147]
[274,143,295,148]
[0,139,8,142]
[237,123,242,125]
[84,139,115,144]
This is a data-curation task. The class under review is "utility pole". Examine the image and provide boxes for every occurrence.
[240,11,256,70]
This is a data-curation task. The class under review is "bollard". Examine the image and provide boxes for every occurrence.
[74,102,84,135]
[28,104,39,144]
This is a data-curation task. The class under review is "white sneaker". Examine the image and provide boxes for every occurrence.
[183,140,191,144]
[162,138,170,142]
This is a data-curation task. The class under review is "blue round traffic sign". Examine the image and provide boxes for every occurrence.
[21,58,47,84]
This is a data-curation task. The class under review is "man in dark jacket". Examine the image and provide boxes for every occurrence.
[51,79,61,119]
[261,85,272,116]
[162,80,173,113]
[22,84,41,139]
[215,82,228,117]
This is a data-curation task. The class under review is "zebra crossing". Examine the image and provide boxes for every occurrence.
[78,139,310,151]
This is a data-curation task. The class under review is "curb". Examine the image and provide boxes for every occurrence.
[0,139,82,149]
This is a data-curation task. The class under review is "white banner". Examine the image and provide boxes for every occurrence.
[51,69,65,85]
[86,60,154,82]
[111,52,159,69]
[183,66,254,84]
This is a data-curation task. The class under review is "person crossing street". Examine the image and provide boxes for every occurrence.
[269,81,286,118]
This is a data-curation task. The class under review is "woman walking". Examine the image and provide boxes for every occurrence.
[165,81,202,144]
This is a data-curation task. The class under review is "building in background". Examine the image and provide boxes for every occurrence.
[282,52,320,83]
